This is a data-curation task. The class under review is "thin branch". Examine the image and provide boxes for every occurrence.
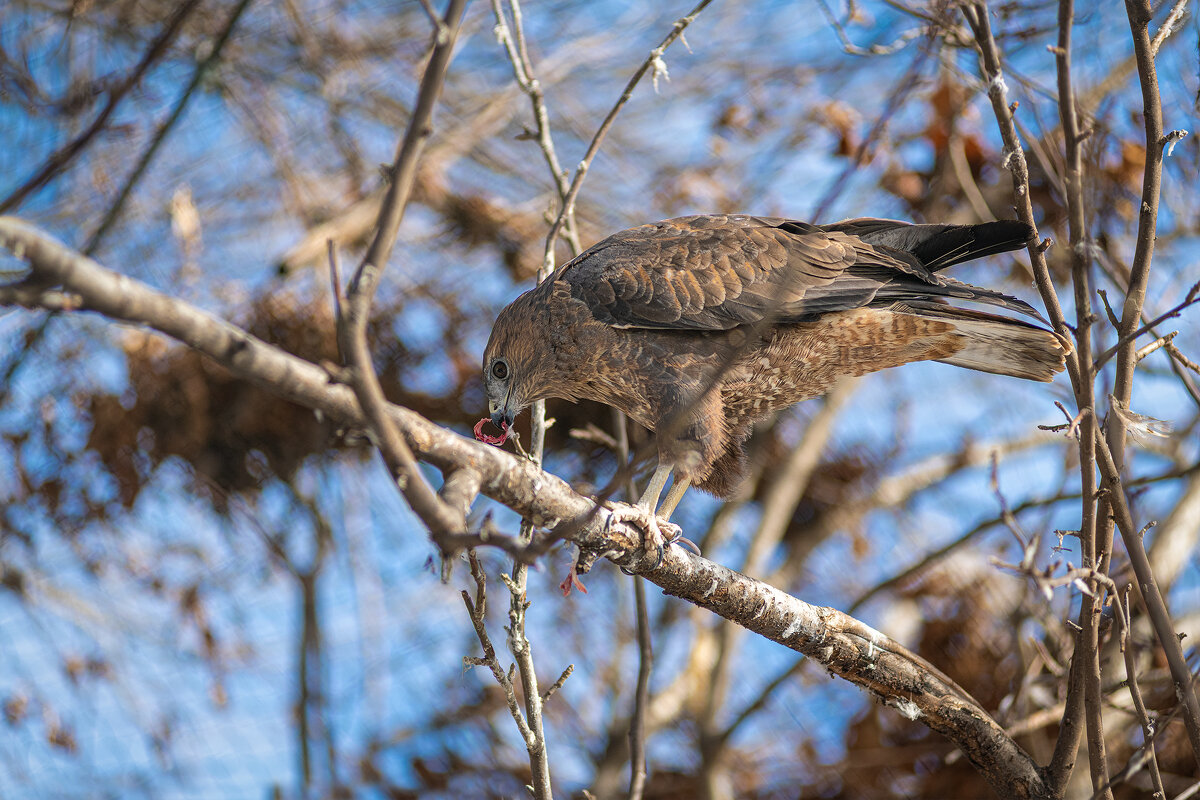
[1149,0,1190,57]
[629,572,651,800]
[815,0,924,56]
[416,0,451,43]
[1093,425,1200,769]
[615,409,652,800]
[502,561,553,798]
[540,0,714,273]
[1108,0,1169,460]
[1095,253,1200,412]
[810,40,932,221]
[335,0,470,551]
[1134,330,1176,363]
[490,0,583,256]
[356,0,468,299]
[1053,0,1107,792]
[1093,282,1200,370]
[961,1,1079,385]
[461,557,538,748]
[1166,341,1200,375]
[1116,584,1166,799]
[337,257,465,541]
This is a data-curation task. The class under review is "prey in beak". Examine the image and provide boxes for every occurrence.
[475,398,514,446]
[473,416,510,445]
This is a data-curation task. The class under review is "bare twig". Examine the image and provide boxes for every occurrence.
[503,555,553,798]
[960,1,1079,385]
[811,40,932,221]
[84,0,256,254]
[1093,425,1200,769]
[1108,0,1169,462]
[1116,584,1167,799]
[1149,0,1190,57]
[1166,342,1200,375]
[629,570,651,800]
[338,257,465,537]
[336,0,470,552]
[357,0,468,296]
[540,0,714,273]
[416,0,451,43]
[1095,256,1200,412]
[1052,0,1107,791]
[815,0,924,56]
[1093,283,1200,370]
[542,664,574,703]
[615,409,652,800]
[461,555,539,747]
[490,0,583,256]
[1134,331,1176,363]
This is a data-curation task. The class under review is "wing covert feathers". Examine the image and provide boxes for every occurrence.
[562,215,1044,331]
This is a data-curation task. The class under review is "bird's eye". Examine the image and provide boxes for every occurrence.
[491,360,509,380]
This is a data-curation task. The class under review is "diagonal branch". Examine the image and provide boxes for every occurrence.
[490,0,583,257]
[85,0,256,254]
[336,0,470,549]
[960,2,1079,385]
[540,0,714,274]
[1092,281,1200,370]
[357,0,469,294]
[0,215,1054,800]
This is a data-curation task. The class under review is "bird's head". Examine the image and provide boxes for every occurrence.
[480,292,553,432]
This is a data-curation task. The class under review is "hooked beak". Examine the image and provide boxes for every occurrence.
[489,387,516,429]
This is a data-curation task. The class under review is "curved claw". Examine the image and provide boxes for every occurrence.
[665,530,702,557]
[607,505,693,570]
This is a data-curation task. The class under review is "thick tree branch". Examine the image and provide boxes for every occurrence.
[0,216,1054,799]
[648,548,1047,799]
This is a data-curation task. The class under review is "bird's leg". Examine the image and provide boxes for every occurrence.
[657,476,690,520]
[655,476,702,557]
[636,463,674,511]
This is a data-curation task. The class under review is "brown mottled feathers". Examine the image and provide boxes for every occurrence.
[564,215,1043,330]
[482,215,1069,498]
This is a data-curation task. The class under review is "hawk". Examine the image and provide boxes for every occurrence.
[478,215,1068,539]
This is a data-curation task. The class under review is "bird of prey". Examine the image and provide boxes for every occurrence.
[477,214,1068,550]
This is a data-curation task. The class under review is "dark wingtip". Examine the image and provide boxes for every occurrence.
[914,219,1036,271]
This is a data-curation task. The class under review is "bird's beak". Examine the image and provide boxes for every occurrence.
[489,388,516,429]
